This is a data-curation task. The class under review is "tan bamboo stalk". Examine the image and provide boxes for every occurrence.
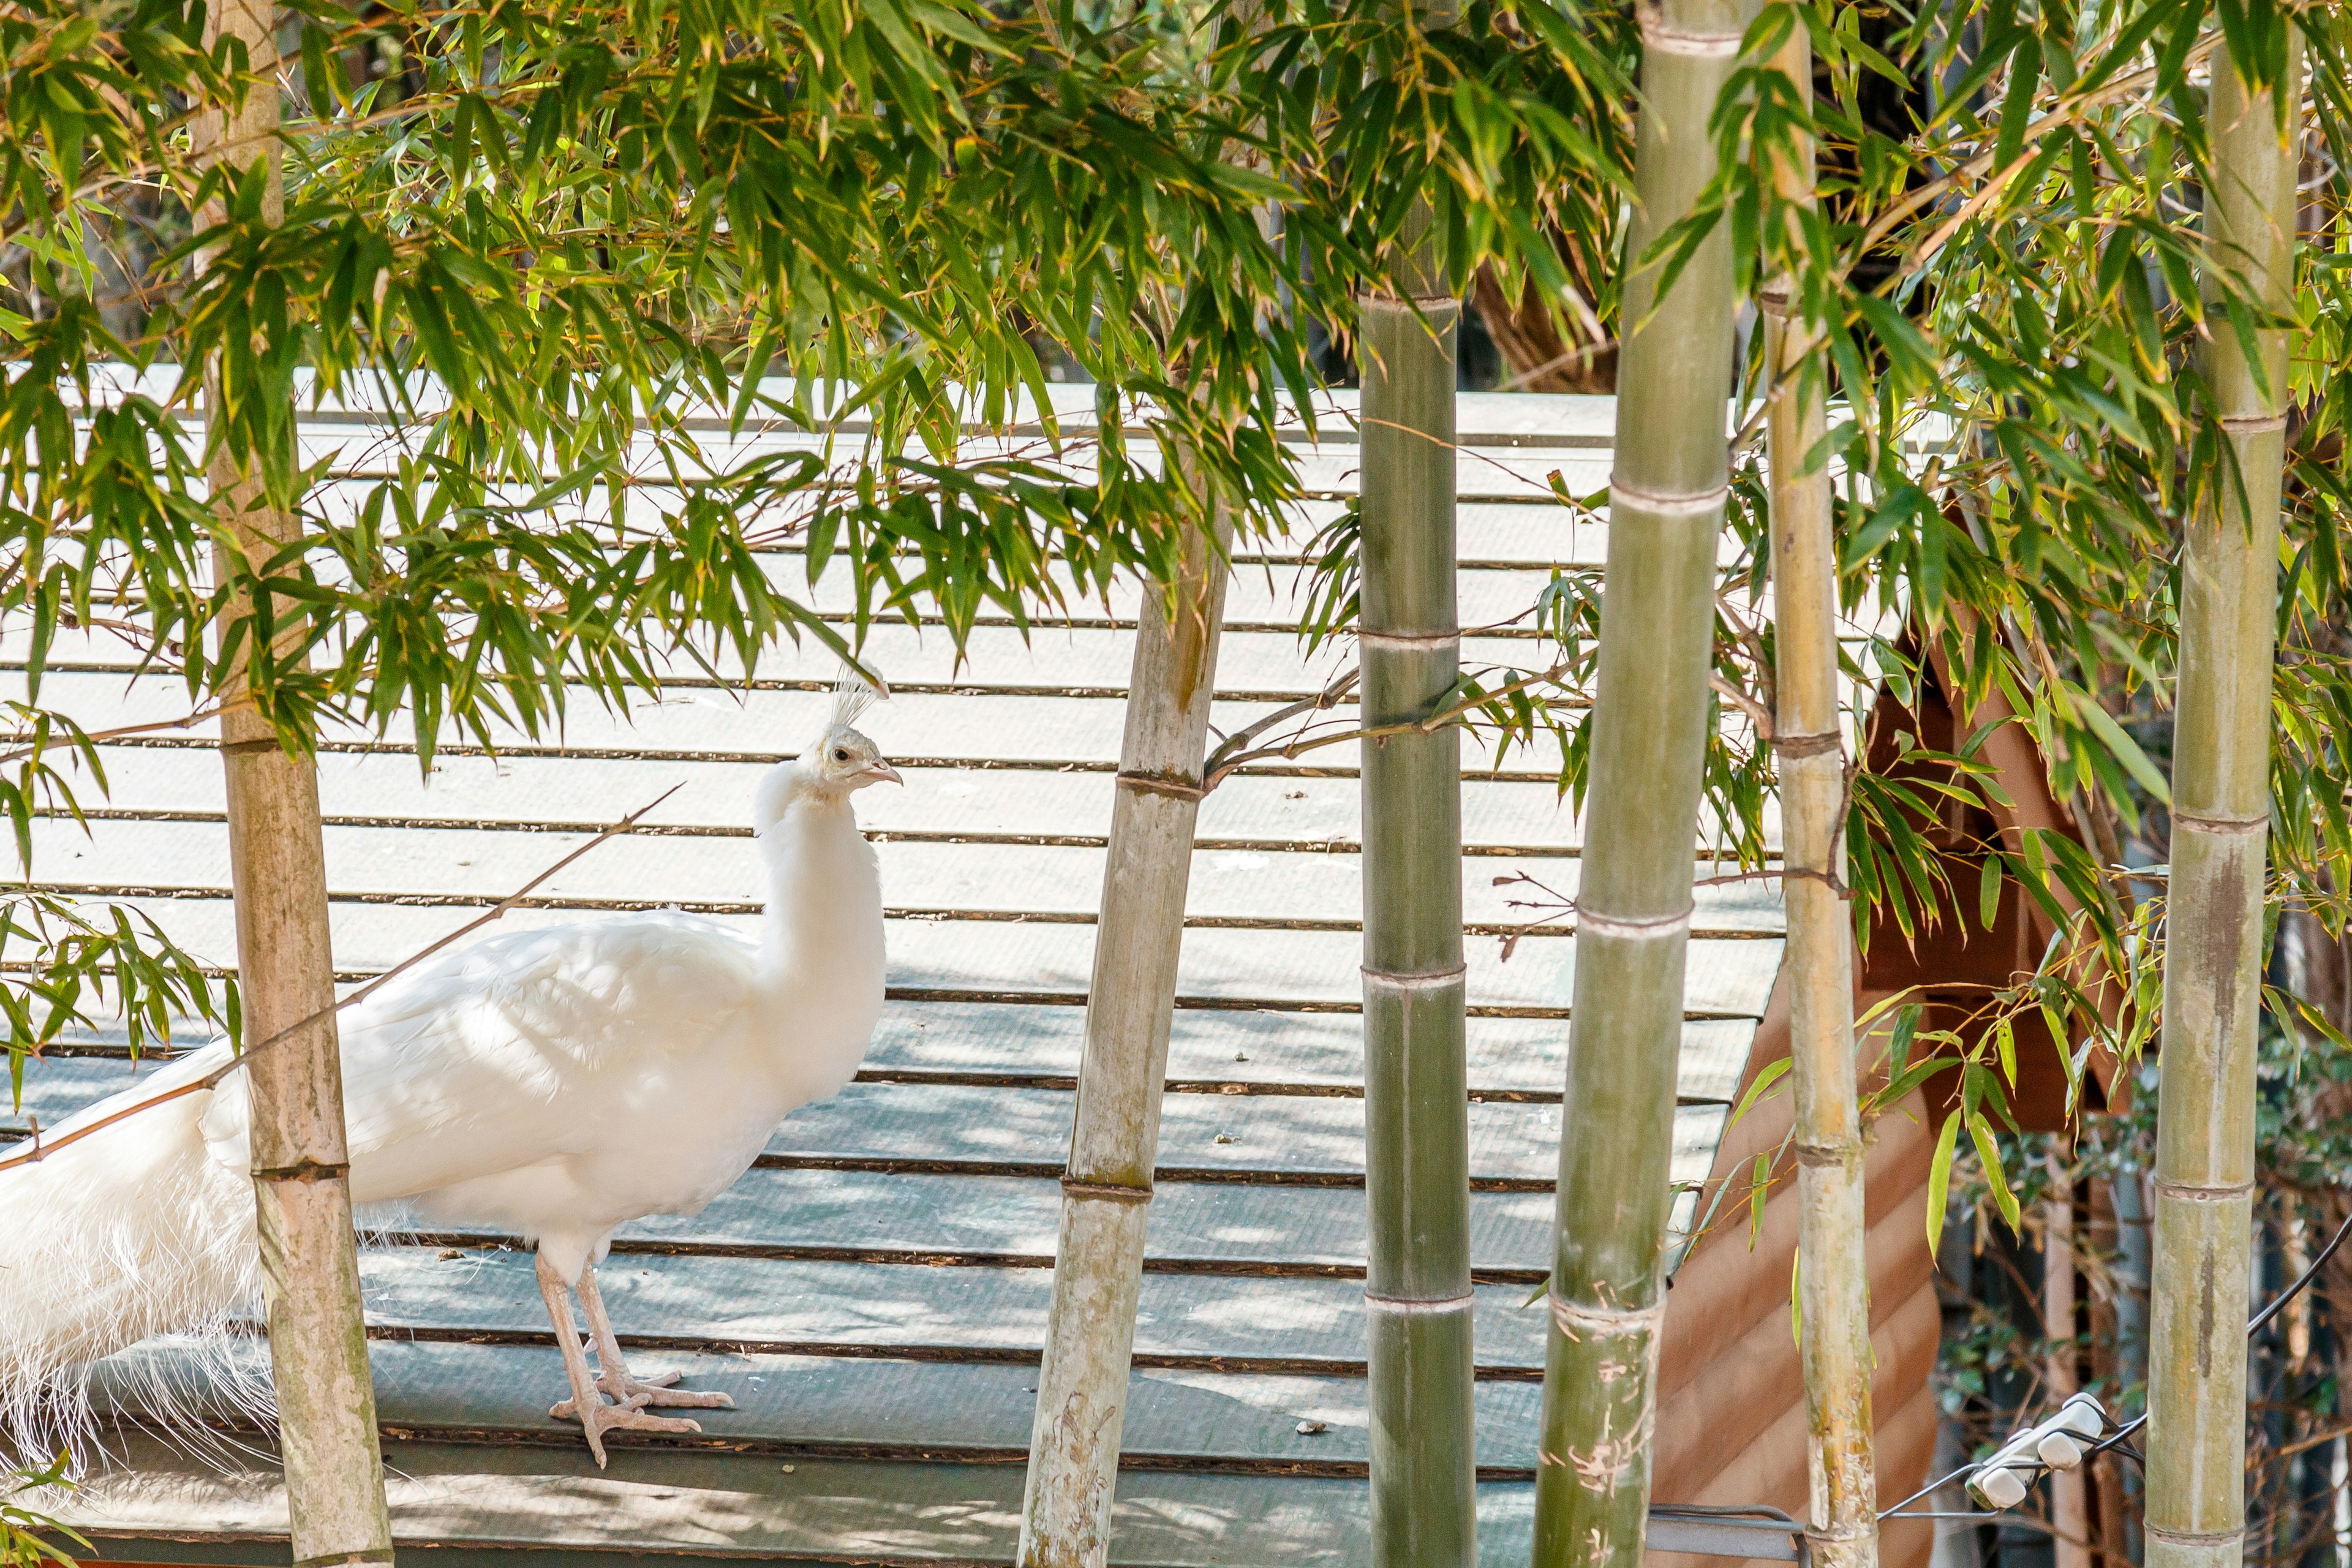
[199,2,394,1557]
[2109,1164,2153,1562]
[2046,1151,2088,1568]
[2146,34,2300,1568]
[1359,204,1476,1564]
[1760,29,1877,1568]
[1016,500,1232,1568]
[1532,0,1746,1556]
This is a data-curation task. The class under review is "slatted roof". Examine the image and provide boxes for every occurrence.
[11,386,1795,1564]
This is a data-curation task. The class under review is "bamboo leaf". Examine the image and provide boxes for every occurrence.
[1925,1110,1962,1259]
[1970,1112,2022,1233]
[1729,1056,1794,1127]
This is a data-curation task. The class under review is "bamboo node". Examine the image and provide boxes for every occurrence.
[1361,963,1468,992]
[1608,477,1731,517]
[293,1553,396,1568]
[2150,1177,2255,1202]
[2215,412,2287,433]
[1573,905,1692,940]
[1359,628,1460,650]
[1361,290,1464,315]
[1115,770,1207,802]
[2144,1525,2246,1546]
[1771,730,1843,759]
[1635,18,1745,54]
[1060,1177,1153,1204]
[2169,807,2269,835]
[251,1158,352,1183]
[1547,1289,1666,1338]
[1793,1140,1858,1169]
[1805,1524,1877,1545]
[1364,1289,1476,1315]
[217,736,282,755]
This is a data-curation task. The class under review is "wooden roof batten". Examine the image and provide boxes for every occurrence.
[4,385,1939,1566]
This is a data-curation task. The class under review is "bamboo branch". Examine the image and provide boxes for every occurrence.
[1017,480,1232,1568]
[1200,661,1569,791]
[1852,32,2226,277]
[197,4,395,1547]
[0,701,249,769]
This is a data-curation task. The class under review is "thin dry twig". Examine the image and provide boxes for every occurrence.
[0,780,684,1176]
[1200,665,1359,783]
[1200,660,1573,792]
[1712,671,1776,742]
[1854,32,2226,278]
[1488,861,1850,961]
[0,701,249,769]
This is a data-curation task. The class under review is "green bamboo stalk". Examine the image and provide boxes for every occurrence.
[199,2,394,1556]
[1016,499,1232,1568]
[2146,35,2300,1568]
[1531,0,1746,1559]
[1359,208,1475,1567]
[1760,31,1877,1568]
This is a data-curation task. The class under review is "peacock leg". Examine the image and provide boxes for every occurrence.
[538,1251,627,1466]
[576,1259,736,1411]
[540,1251,703,1466]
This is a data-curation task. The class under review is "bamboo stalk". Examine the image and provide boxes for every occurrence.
[2111,1164,2153,1564]
[2046,1151,2088,1568]
[1359,205,1475,1565]
[1760,29,1877,1568]
[1016,500,1232,1568]
[1532,0,1746,1558]
[198,3,394,1558]
[2146,36,2300,1568]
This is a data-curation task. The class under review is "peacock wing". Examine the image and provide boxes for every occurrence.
[197,914,760,1205]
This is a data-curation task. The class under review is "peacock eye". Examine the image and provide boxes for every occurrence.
[833,747,850,762]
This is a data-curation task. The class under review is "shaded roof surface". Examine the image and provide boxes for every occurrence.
[11,390,1787,1564]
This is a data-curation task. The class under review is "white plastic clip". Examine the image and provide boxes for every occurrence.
[1964,1392,2107,1510]
[2030,1392,2107,1471]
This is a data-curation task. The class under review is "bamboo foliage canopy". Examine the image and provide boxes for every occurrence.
[0,0,1628,1068]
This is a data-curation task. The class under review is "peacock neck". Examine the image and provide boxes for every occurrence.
[755,783,884,989]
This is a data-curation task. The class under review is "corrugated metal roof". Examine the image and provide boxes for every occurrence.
[10,390,1796,1564]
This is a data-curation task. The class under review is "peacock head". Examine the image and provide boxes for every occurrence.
[809,725,902,797]
[759,666,900,823]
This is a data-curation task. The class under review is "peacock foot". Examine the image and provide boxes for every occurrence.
[594,1365,736,1409]
[554,1392,706,1468]
[550,1387,649,1421]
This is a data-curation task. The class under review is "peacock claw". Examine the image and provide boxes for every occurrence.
[599,1372,736,1410]
[572,1264,737,1410]
[556,1395,706,1468]
[549,1389,651,1421]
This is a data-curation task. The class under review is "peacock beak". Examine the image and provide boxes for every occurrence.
[864,761,904,786]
